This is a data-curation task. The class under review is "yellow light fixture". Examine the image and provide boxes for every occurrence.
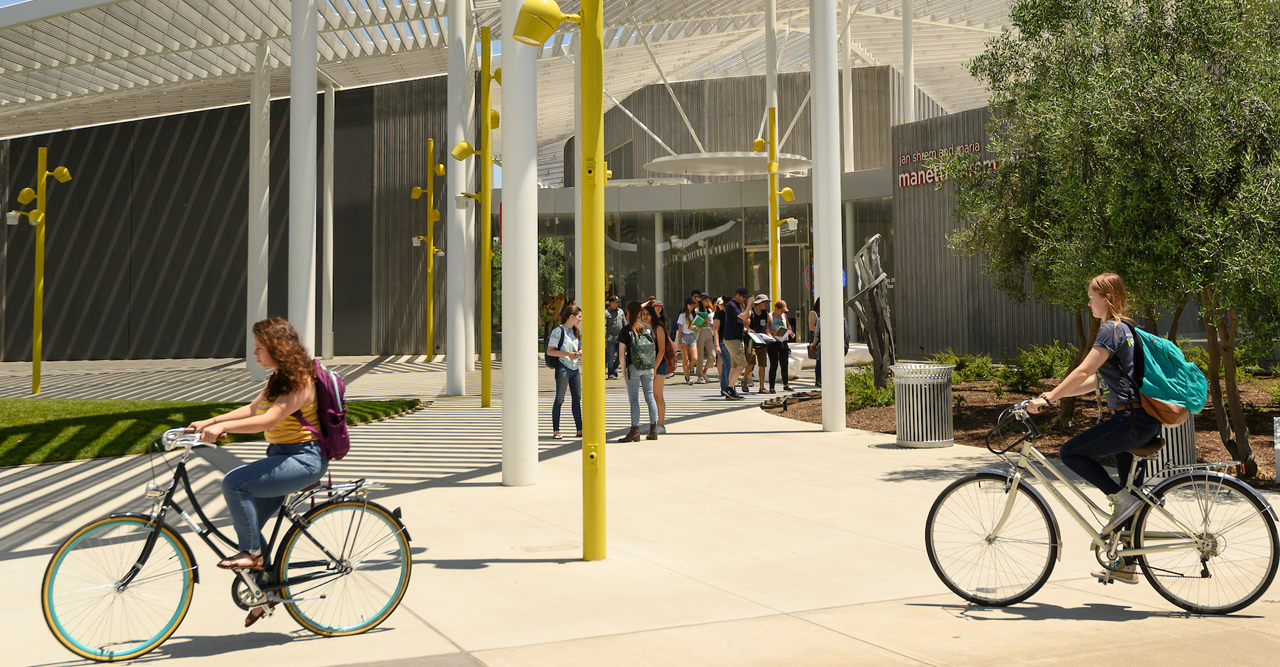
[434,163,446,176]
[410,186,425,200]
[513,0,580,46]
[451,141,475,161]
[779,186,795,202]
[17,187,35,205]
[494,67,503,86]
[752,138,766,152]
[52,166,72,183]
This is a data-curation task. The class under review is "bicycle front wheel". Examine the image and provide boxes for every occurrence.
[1134,474,1278,614]
[277,500,411,636]
[41,515,195,662]
[926,473,1059,606]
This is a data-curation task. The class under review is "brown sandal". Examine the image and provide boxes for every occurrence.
[244,601,278,627]
[217,550,264,571]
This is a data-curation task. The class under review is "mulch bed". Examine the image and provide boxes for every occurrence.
[763,376,1280,489]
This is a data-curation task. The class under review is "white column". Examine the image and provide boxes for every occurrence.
[322,82,335,359]
[654,212,664,301]
[574,38,584,303]
[289,0,319,354]
[844,199,856,343]
[765,0,778,111]
[812,0,845,432]
[446,0,471,395]
[841,0,854,171]
[248,42,270,382]
[502,0,539,486]
[902,0,914,124]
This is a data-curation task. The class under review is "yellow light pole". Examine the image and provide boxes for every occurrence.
[753,108,796,304]
[453,26,500,408]
[7,147,72,395]
[412,138,447,362]
[513,0,608,560]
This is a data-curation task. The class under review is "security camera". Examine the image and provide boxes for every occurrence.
[6,211,20,226]
[435,250,445,258]
[783,218,798,233]
[455,194,470,209]
[412,237,422,247]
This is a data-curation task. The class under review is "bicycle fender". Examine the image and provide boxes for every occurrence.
[108,512,201,584]
[978,469,1064,561]
[1149,470,1278,520]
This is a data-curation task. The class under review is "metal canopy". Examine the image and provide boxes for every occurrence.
[644,151,811,177]
[0,0,1013,180]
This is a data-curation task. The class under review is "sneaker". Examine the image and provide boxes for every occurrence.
[1101,490,1144,534]
[728,388,745,401]
[697,376,708,384]
[720,388,730,398]
[657,425,666,434]
[1092,563,1140,585]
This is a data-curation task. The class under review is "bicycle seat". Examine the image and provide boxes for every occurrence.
[1130,436,1166,457]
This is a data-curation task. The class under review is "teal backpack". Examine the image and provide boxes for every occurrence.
[1109,322,1207,425]
[629,329,657,371]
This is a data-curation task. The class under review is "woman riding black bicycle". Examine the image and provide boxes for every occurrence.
[186,317,328,621]
[1027,272,1162,584]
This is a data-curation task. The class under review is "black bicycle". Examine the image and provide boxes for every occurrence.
[41,428,412,662]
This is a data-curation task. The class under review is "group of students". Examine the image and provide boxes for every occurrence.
[547,286,831,443]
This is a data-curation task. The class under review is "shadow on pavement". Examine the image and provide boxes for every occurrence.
[879,461,992,484]
[910,601,1245,621]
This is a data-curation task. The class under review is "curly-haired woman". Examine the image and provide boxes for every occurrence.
[186,317,328,623]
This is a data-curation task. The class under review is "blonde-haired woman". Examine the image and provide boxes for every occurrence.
[1027,272,1161,584]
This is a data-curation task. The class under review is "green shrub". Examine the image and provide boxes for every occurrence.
[846,367,895,411]
[927,349,997,383]
[994,341,1076,394]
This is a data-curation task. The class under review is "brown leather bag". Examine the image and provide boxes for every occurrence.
[807,340,818,359]
[1140,394,1190,426]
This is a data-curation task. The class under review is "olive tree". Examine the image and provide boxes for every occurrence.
[939,0,1280,474]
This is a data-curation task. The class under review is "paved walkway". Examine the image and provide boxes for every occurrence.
[4,359,1280,666]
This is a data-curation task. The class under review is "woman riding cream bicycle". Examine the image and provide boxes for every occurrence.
[186,317,328,622]
[1027,272,1162,584]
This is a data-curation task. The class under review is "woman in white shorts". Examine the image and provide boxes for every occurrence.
[675,297,701,384]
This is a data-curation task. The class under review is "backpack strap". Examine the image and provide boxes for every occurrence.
[292,409,322,440]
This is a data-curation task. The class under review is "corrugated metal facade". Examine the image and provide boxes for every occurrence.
[371,75,451,356]
[892,107,1077,359]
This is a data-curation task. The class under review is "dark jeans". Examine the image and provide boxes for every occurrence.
[767,341,790,390]
[606,337,620,376]
[1060,408,1162,496]
[719,341,731,392]
[553,365,583,432]
[814,345,821,384]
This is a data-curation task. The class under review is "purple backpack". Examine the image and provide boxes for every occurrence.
[293,360,350,460]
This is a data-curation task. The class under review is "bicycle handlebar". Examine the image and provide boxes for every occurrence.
[160,428,204,452]
[985,400,1041,455]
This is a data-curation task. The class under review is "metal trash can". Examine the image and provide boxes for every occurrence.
[1147,416,1196,478]
[891,364,955,448]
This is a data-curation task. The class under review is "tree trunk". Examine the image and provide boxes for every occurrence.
[1055,309,1097,429]
[1145,305,1160,336]
[1167,295,1189,342]
[1222,307,1256,477]
[1201,288,1254,476]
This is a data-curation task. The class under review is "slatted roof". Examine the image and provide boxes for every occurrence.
[0,0,1010,174]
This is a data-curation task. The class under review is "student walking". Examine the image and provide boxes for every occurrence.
[648,301,674,434]
[605,295,626,379]
[675,298,701,385]
[720,287,751,399]
[693,295,717,383]
[546,306,583,440]
[768,300,795,392]
[617,301,663,441]
[746,294,771,394]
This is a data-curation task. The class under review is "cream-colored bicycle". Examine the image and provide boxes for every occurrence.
[925,401,1278,614]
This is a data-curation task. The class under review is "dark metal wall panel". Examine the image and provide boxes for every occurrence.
[333,87,376,355]
[892,106,1076,360]
[4,124,136,361]
[128,107,250,359]
[371,75,449,355]
[1,140,7,358]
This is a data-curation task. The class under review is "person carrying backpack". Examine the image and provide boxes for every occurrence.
[1028,273,1171,585]
[546,306,584,440]
[617,300,662,441]
[186,317,336,626]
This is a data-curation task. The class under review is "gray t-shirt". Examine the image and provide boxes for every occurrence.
[1095,320,1138,410]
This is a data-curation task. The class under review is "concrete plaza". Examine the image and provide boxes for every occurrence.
[2,358,1279,666]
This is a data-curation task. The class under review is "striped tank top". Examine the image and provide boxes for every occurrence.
[258,401,320,445]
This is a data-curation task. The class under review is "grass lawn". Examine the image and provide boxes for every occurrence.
[0,397,421,467]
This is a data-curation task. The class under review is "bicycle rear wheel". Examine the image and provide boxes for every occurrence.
[41,515,195,662]
[277,500,411,635]
[926,473,1059,606]
[1134,473,1278,614]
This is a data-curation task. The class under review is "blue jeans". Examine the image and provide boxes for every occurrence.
[625,365,658,427]
[719,341,731,392]
[1060,408,1162,496]
[554,365,583,432]
[222,442,327,552]
[606,337,620,376]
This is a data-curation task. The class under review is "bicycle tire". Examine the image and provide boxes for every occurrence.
[926,473,1059,606]
[41,515,195,662]
[1133,473,1278,614]
[276,500,411,636]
